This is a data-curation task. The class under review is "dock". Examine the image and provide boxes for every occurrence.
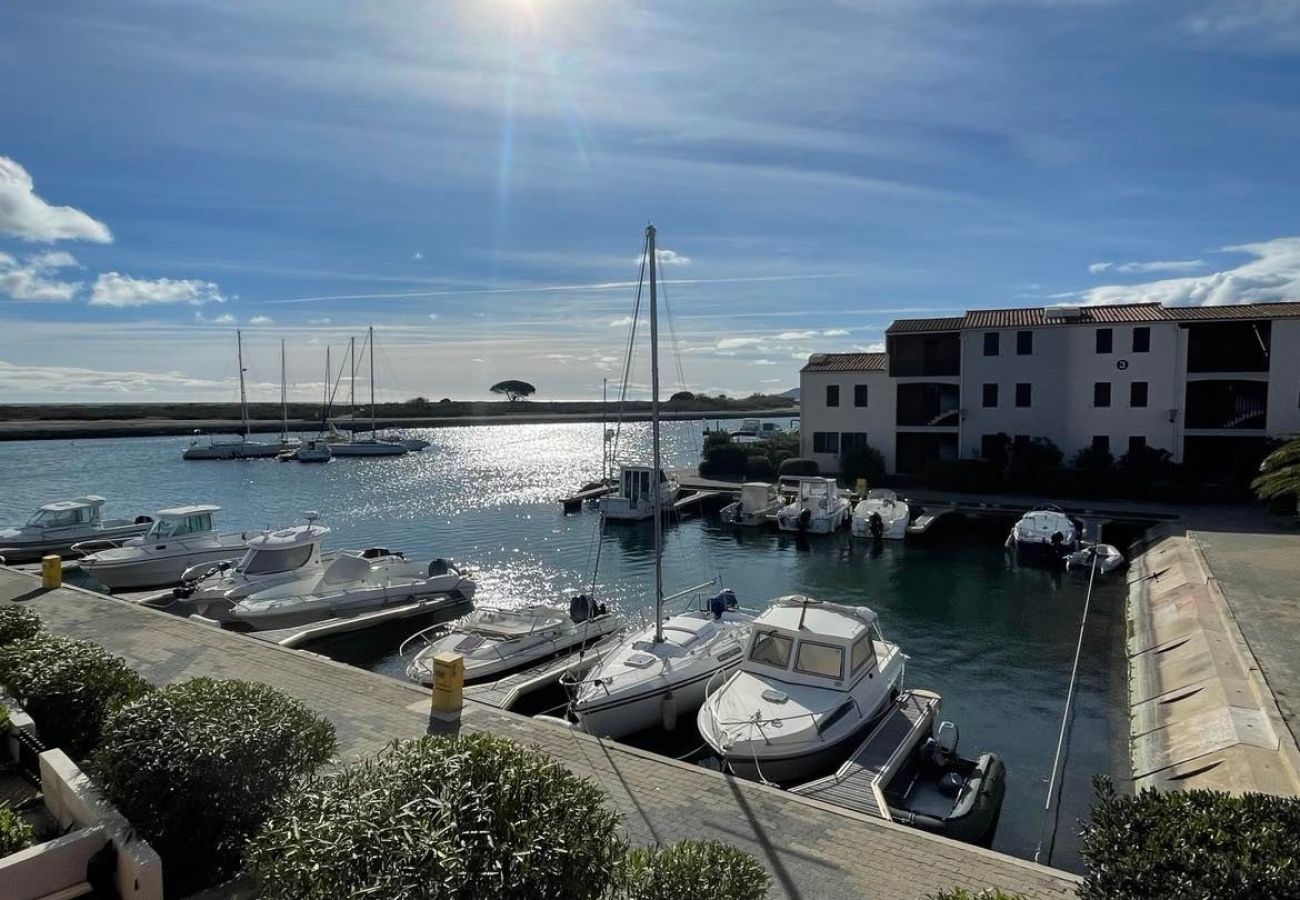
[464,632,623,711]
[561,482,616,511]
[791,691,939,820]
[671,488,730,515]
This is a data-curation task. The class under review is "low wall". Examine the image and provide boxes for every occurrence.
[1126,526,1300,795]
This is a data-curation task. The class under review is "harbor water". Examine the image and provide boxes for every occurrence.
[0,419,1129,871]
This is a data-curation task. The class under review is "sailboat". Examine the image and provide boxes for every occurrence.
[183,330,289,460]
[569,224,755,739]
[327,328,408,457]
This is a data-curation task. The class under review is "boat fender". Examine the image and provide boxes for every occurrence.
[661,692,678,732]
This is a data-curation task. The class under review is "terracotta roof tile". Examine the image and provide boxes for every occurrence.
[800,352,888,372]
[884,317,965,335]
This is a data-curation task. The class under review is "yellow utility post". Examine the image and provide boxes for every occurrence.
[856,478,868,497]
[41,555,62,589]
[430,651,464,722]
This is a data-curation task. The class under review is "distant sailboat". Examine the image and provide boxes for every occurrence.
[183,330,288,460]
[328,328,408,457]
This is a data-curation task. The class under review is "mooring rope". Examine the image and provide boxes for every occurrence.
[1033,546,1101,866]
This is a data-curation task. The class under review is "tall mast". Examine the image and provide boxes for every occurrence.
[601,377,608,482]
[323,346,329,414]
[368,325,376,437]
[648,224,664,644]
[349,336,356,423]
[236,329,250,438]
[280,339,288,442]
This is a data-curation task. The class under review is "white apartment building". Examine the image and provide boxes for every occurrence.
[800,301,1300,481]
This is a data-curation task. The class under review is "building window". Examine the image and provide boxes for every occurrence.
[1016,330,1033,355]
[813,431,840,454]
[982,383,998,408]
[1092,435,1110,452]
[841,432,868,451]
[983,332,999,356]
[1015,383,1031,407]
[1128,436,1146,456]
[1130,381,1148,408]
[1094,382,1111,407]
[853,384,868,407]
[826,384,839,408]
[1133,327,1150,353]
[1096,328,1113,354]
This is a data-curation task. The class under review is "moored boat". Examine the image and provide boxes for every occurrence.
[1065,541,1125,574]
[851,489,910,540]
[1006,507,1079,562]
[598,466,680,522]
[720,482,781,527]
[75,505,252,590]
[0,497,153,563]
[775,477,850,534]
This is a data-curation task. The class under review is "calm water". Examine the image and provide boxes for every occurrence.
[0,418,1127,871]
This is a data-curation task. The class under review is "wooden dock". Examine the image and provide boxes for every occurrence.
[464,632,622,711]
[561,482,616,510]
[671,489,730,515]
[791,690,939,821]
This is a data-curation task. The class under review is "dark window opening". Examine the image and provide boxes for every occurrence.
[1016,331,1033,355]
[1184,380,1268,430]
[853,384,868,407]
[983,332,999,356]
[1092,435,1109,452]
[982,383,998,408]
[1133,327,1150,353]
[896,382,960,426]
[1015,383,1031,407]
[826,384,839,407]
[1096,328,1113,354]
[813,431,840,454]
[841,432,868,451]
[1128,436,1146,456]
[1130,381,1148,408]
[1186,321,1270,373]
[1094,382,1111,407]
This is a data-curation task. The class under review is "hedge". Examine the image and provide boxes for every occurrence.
[624,839,771,900]
[0,605,41,647]
[96,677,336,895]
[0,636,152,759]
[925,891,1027,900]
[0,804,34,857]
[248,733,625,900]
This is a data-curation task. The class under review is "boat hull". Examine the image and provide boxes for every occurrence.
[719,725,870,784]
[80,545,245,590]
[231,585,471,631]
[0,522,153,563]
[183,442,285,460]
[328,441,408,457]
[573,663,732,739]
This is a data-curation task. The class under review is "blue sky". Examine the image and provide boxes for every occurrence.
[2,0,1300,402]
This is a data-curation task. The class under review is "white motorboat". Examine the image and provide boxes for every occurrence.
[598,466,680,521]
[698,595,906,784]
[1065,542,1126,575]
[851,489,910,540]
[404,595,625,685]
[776,477,851,534]
[183,331,293,460]
[720,482,781,527]
[0,497,153,563]
[74,505,253,590]
[1006,507,1079,561]
[569,589,754,738]
[732,418,762,444]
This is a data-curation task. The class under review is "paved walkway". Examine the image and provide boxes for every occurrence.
[0,568,1077,900]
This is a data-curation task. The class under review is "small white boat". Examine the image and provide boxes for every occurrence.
[851,489,910,540]
[179,514,333,613]
[569,589,755,739]
[75,505,252,590]
[326,428,408,457]
[720,482,781,527]
[0,497,153,563]
[732,418,763,444]
[1007,507,1079,561]
[183,431,286,460]
[1065,542,1126,574]
[279,438,333,463]
[404,595,625,685]
[698,595,906,784]
[776,478,850,534]
[598,466,680,521]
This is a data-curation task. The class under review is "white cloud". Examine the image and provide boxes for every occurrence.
[774,330,819,340]
[91,272,226,308]
[716,336,766,350]
[821,328,850,336]
[1089,262,1113,274]
[609,315,634,327]
[0,251,83,302]
[248,315,274,325]
[0,156,113,244]
[0,359,232,396]
[1090,259,1205,275]
[750,358,779,365]
[1084,236,1300,307]
[413,251,424,260]
[427,313,439,320]
[635,248,692,267]
[308,317,332,324]
[195,311,237,325]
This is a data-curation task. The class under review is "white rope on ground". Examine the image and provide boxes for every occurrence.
[1033,547,1101,866]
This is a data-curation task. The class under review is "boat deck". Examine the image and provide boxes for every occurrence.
[791,691,939,820]
[464,633,622,711]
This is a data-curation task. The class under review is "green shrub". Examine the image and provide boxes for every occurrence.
[624,839,771,900]
[0,804,34,857]
[701,441,749,478]
[1079,776,1300,900]
[925,459,999,492]
[0,605,41,647]
[0,636,151,759]
[752,432,800,470]
[1071,444,1114,472]
[925,891,1027,900]
[777,457,820,478]
[249,733,625,900]
[840,443,886,486]
[96,678,336,895]
[744,454,776,481]
[1005,437,1063,490]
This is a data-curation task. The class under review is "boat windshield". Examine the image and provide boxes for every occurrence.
[148,514,213,540]
[239,543,314,575]
[795,639,845,679]
[27,506,95,528]
[749,630,794,668]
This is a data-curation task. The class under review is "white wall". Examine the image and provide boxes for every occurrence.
[958,327,1068,458]
[799,369,896,473]
[1268,319,1300,439]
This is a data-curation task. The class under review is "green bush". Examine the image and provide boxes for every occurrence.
[1079,776,1300,900]
[925,891,1027,900]
[1005,437,1063,490]
[925,459,999,492]
[624,839,770,900]
[0,605,41,647]
[840,444,886,486]
[1071,444,1114,472]
[752,432,800,470]
[0,804,34,857]
[96,678,336,895]
[0,636,151,759]
[249,733,625,900]
[744,454,776,481]
[777,457,820,478]
[701,442,749,478]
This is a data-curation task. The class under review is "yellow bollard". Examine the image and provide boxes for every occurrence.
[430,651,464,722]
[856,478,868,498]
[41,555,62,589]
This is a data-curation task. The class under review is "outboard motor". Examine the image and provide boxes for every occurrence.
[869,511,884,541]
[798,507,812,531]
[922,721,959,770]
[428,558,450,577]
[569,593,595,624]
[707,589,738,619]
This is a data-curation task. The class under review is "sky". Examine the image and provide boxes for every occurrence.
[2,0,1300,403]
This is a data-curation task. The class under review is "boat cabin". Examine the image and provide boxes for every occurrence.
[147,505,220,540]
[739,482,779,512]
[785,477,840,510]
[741,596,886,690]
[236,522,328,575]
[27,497,106,529]
[617,466,674,502]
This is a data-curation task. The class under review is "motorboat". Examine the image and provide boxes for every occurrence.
[74,505,253,590]
[720,482,781,527]
[1065,542,1126,575]
[598,466,680,521]
[278,439,333,463]
[0,497,153,563]
[403,595,625,685]
[569,589,755,739]
[732,418,763,444]
[851,489,910,540]
[775,478,850,534]
[1006,507,1079,562]
[697,595,906,784]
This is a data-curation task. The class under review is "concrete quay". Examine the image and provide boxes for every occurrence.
[0,567,1079,900]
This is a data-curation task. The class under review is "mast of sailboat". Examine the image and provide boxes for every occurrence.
[648,224,664,645]
[280,339,288,442]
[349,336,356,427]
[368,325,376,438]
[236,329,250,439]
[601,377,608,483]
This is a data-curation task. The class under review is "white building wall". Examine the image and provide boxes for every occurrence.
[798,369,896,474]
[958,327,1068,458]
[1267,319,1300,439]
